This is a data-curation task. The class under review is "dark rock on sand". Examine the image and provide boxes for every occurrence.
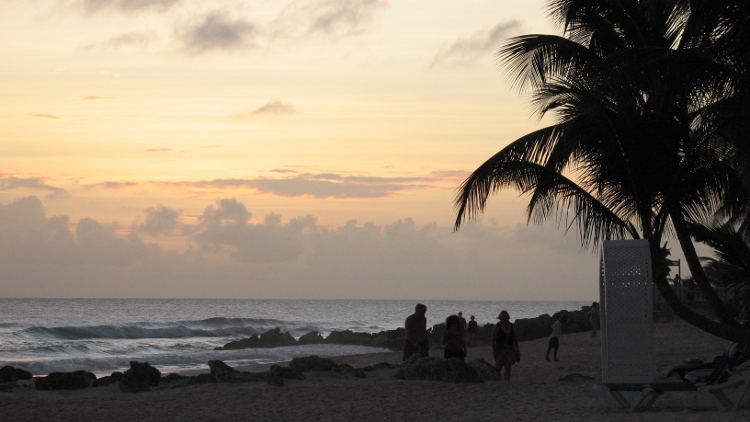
[362,362,398,372]
[467,358,500,381]
[197,361,280,385]
[289,355,338,372]
[396,354,483,383]
[208,360,242,380]
[162,373,189,383]
[558,373,595,382]
[119,361,161,393]
[269,365,305,380]
[92,371,125,387]
[35,370,97,390]
[332,363,366,378]
[0,365,33,383]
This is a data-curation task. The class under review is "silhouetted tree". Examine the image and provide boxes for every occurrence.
[455,0,750,341]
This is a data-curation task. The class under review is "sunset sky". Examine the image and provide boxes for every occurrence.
[0,0,671,301]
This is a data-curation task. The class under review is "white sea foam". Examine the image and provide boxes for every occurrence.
[0,298,588,376]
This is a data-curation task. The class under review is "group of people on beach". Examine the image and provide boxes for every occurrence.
[403,303,598,381]
[402,304,523,380]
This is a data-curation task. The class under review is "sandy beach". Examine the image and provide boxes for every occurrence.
[2,319,749,422]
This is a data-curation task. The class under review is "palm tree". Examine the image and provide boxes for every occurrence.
[690,212,750,307]
[454,0,750,341]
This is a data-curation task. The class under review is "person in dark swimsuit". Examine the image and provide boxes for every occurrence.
[492,310,520,380]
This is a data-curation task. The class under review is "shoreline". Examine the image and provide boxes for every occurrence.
[3,320,749,421]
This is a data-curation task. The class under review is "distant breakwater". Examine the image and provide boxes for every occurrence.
[216,306,596,351]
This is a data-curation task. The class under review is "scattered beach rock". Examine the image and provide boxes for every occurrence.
[269,365,305,380]
[92,371,125,387]
[467,358,500,381]
[332,363,366,378]
[119,361,161,393]
[162,373,189,383]
[208,360,241,379]
[35,370,96,390]
[558,373,595,382]
[0,365,33,383]
[289,355,338,372]
[396,355,483,383]
[362,362,398,372]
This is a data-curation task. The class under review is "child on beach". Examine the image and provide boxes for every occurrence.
[546,315,568,362]
[441,315,466,361]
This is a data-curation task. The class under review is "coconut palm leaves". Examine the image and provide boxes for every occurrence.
[455,0,750,341]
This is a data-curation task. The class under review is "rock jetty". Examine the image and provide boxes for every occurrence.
[216,306,596,351]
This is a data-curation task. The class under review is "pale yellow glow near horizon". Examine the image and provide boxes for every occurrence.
[2,0,554,231]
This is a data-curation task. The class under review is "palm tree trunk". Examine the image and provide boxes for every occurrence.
[668,204,741,330]
[649,263,746,341]
[648,240,742,342]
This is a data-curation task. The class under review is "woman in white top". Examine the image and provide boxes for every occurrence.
[545,315,568,362]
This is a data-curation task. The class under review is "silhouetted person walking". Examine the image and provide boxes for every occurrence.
[403,303,428,361]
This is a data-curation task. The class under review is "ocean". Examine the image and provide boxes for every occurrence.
[0,298,588,377]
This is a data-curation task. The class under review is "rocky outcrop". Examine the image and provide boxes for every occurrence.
[326,330,373,346]
[119,361,161,393]
[92,371,125,387]
[217,327,297,350]
[215,307,597,352]
[259,328,297,347]
[371,328,406,350]
[0,365,32,383]
[298,331,325,345]
[395,354,483,383]
[35,370,96,390]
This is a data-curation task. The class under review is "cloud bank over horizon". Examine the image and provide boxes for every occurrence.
[0,195,599,301]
